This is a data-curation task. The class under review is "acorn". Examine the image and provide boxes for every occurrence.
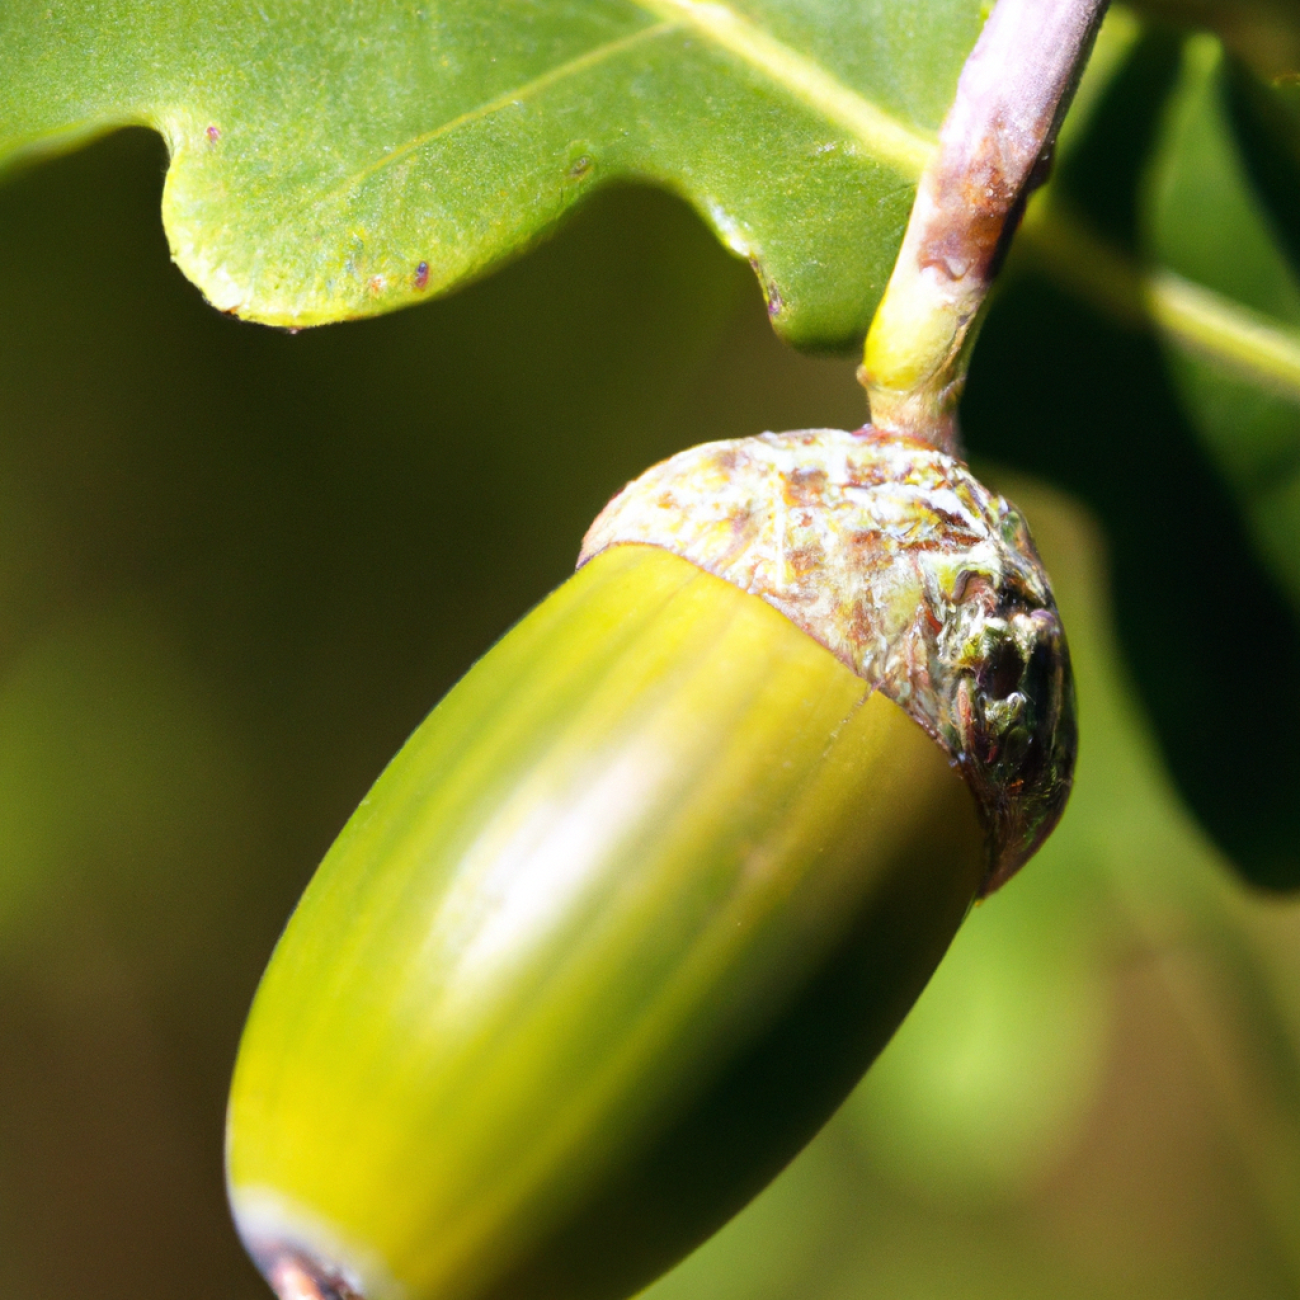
[226,426,1075,1300]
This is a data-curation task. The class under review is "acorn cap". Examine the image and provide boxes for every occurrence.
[580,426,1076,894]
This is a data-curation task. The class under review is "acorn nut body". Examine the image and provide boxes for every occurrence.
[226,427,1075,1300]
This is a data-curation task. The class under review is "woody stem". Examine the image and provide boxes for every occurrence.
[860,0,1109,456]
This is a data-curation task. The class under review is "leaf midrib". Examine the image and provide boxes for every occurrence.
[326,19,681,202]
[325,0,937,205]
[630,0,936,176]
[1023,202,1300,405]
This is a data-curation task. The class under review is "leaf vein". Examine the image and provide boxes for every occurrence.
[628,0,936,178]
[1024,205,1300,406]
[328,19,679,202]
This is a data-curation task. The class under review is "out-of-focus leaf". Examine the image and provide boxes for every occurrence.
[1151,41,1300,330]
[1145,39,1300,885]
[968,30,1300,891]
[1147,39,1300,595]
[0,0,987,348]
[844,872,1108,1202]
[1049,25,1186,248]
[1225,58,1300,274]
[969,278,1300,893]
[845,816,1110,1203]
[1128,0,1300,78]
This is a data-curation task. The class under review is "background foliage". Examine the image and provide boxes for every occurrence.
[4,2,1300,1298]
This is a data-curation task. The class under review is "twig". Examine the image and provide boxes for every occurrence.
[860,0,1109,454]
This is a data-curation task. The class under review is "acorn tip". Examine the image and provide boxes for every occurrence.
[259,1248,365,1300]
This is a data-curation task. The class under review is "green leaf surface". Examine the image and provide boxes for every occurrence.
[0,0,984,348]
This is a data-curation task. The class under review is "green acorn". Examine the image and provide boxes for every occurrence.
[226,426,1075,1300]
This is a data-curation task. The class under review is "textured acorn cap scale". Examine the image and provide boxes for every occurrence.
[226,425,1074,1300]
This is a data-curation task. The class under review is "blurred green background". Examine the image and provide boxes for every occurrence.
[5,36,1300,1297]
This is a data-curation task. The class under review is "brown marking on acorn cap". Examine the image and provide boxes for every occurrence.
[579,426,1076,893]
